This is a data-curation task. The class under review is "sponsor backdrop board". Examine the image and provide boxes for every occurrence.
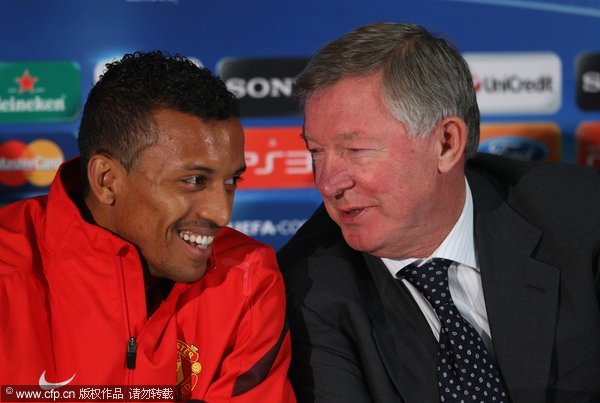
[1,0,599,250]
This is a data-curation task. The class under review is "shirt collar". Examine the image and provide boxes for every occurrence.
[382,178,476,277]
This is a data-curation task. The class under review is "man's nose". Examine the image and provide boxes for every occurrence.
[314,156,354,199]
[195,187,232,227]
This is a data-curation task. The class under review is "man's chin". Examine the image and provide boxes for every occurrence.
[174,266,208,283]
[343,232,376,253]
[150,262,208,283]
[345,229,396,256]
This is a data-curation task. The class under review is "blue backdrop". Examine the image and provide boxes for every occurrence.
[1,0,599,249]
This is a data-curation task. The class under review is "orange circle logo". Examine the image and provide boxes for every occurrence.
[0,139,64,187]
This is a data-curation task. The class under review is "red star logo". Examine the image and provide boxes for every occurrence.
[15,70,38,94]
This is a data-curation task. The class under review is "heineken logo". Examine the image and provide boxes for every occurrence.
[0,62,80,123]
[15,70,37,93]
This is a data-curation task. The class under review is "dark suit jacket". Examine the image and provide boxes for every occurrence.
[278,153,600,403]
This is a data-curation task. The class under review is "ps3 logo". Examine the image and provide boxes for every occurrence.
[245,150,311,176]
[240,127,314,189]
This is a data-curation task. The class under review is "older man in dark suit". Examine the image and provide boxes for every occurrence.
[278,22,600,403]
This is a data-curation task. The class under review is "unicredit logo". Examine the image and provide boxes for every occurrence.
[465,52,561,115]
[216,57,310,117]
[478,75,553,93]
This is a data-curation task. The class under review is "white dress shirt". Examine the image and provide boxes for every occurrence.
[381,179,495,354]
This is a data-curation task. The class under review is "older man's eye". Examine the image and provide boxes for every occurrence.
[184,176,207,186]
[307,147,323,160]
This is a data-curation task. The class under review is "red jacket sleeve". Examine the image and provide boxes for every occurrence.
[201,244,296,403]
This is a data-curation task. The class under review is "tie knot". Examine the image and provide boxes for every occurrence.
[399,258,455,309]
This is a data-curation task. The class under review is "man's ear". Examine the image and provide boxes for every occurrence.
[435,116,467,174]
[87,154,123,205]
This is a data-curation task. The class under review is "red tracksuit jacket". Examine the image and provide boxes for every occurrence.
[0,160,295,402]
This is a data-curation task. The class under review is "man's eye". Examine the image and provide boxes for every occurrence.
[308,148,323,159]
[225,175,244,186]
[184,176,206,185]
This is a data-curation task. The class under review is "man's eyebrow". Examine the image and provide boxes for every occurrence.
[341,131,359,140]
[301,131,359,142]
[186,165,215,173]
[185,165,247,176]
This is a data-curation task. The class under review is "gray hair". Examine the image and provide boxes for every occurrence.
[294,22,480,157]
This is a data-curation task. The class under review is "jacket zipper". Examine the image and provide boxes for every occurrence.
[126,337,138,369]
[117,251,137,380]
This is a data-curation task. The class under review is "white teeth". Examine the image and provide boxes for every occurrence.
[195,235,214,249]
[179,232,215,249]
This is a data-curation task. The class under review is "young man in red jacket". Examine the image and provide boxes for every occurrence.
[0,51,295,403]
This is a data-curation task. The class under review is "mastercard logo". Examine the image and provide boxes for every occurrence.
[0,139,64,187]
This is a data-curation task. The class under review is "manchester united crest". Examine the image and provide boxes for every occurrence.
[175,339,202,400]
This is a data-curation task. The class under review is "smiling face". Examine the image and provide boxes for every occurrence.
[304,74,462,259]
[106,109,245,282]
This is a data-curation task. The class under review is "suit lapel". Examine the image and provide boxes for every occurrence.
[469,170,560,402]
[363,253,439,402]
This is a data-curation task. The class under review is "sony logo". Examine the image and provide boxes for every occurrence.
[216,57,309,117]
[225,77,295,99]
[582,71,600,93]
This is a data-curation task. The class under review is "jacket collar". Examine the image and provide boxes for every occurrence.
[364,251,440,402]
[43,158,133,257]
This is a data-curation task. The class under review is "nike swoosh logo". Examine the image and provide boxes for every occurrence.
[38,371,76,390]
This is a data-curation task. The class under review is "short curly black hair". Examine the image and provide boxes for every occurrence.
[77,51,239,187]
